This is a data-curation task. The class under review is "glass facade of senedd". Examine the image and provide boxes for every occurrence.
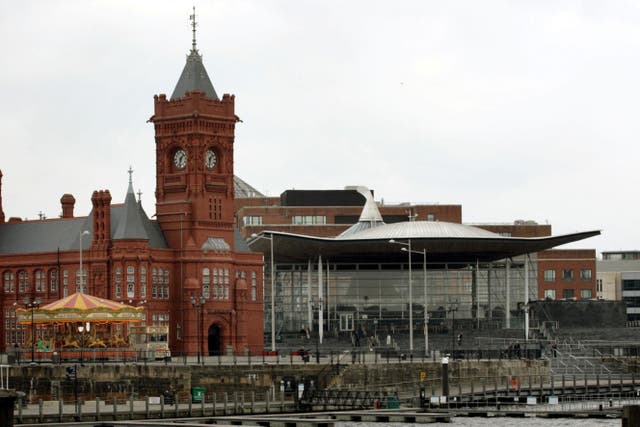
[264,255,538,342]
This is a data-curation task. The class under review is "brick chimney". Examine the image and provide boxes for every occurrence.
[91,190,112,251]
[60,194,76,218]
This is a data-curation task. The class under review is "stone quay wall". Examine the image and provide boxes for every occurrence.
[9,359,549,403]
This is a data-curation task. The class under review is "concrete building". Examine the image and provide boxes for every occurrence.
[597,251,640,321]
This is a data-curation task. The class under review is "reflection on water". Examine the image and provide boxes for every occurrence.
[338,416,618,427]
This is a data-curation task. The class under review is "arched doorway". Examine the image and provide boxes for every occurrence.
[207,324,222,356]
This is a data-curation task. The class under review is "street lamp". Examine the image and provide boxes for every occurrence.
[190,294,205,364]
[399,246,429,356]
[79,230,90,294]
[250,232,276,353]
[389,239,414,353]
[24,297,41,366]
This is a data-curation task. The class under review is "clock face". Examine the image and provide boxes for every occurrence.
[205,149,217,169]
[174,149,187,169]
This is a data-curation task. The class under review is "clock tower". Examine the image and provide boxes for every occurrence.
[150,14,238,251]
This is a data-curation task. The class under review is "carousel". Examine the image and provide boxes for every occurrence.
[15,292,145,362]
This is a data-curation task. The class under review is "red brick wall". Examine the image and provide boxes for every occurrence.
[537,249,597,301]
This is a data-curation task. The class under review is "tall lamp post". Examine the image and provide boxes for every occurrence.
[250,232,276,353]
[389,239,415,353]
[399,246,429,356]
[24,297,41,366]
[190,294,205,364]
[79,230,90,293]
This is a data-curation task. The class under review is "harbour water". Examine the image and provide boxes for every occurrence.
[339,419,618,427]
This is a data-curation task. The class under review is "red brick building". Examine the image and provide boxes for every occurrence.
[537,249,597,301]
[0,24,264,355]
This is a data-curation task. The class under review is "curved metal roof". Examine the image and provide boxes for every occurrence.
[248,220,601,264]
[338,221,499,241]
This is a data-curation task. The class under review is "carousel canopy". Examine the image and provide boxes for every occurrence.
[16,293,145,325]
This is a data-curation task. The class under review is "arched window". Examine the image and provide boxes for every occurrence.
[251,271,257,301]
[3,271,15,293]
[126,266,135,298]
[163,268,170,299]
[62,270,69,297]
[202,268,210,299]
[152,268,159,298]
[49,269,58,293]
[18,271,29,293]
[140,266,147,298]
[75,268,87,293]
[115,266,122,298]
[35,270,46,292]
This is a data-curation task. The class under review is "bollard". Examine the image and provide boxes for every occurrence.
[129,395,134,419]
[442,356,450,399]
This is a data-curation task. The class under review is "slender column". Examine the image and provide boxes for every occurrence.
[318,256,324,345]
[487,263,492,322]
[307,259,312,331]
[506,259,511,329]
[423,250,428,355]
[270,234,276,352]
[408,240,413,352]
[525,254,530,341]
[326,259,330,335]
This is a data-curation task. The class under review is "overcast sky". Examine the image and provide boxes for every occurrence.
[1,1,638,256]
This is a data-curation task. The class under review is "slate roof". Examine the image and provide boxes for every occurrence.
[171,48,218,100]
[0,183,168,255]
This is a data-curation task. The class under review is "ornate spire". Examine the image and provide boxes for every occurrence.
[190,6,198,53]
[127,166,135,196]
[171,8,218,100]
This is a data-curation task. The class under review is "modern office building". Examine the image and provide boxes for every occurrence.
[597,251,640,321]
[243,187,600,351]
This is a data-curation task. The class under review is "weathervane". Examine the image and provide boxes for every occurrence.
[190,6,198,52]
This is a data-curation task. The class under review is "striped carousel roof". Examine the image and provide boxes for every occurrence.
[16,293,144,324]
[40,293,132,311]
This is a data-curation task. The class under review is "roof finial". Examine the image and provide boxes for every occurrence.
[128,166,134,185]
[137,189,142,203]
[190,6,198,52]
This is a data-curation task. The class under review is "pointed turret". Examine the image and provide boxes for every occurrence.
[171,8,218,100]
[113,167,149,240]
